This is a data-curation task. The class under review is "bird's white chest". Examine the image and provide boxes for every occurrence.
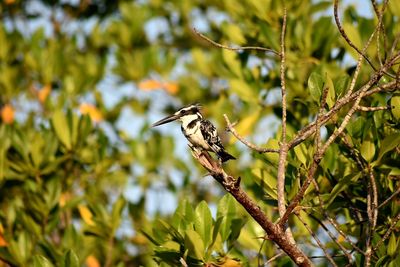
[181,118,210,150]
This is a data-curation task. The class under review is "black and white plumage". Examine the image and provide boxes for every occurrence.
[151,104,236,162]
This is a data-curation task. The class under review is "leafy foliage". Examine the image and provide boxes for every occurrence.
[0,0,399,266]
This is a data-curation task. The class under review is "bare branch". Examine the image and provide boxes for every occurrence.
[193,28,279,56]
[224,114,279,153]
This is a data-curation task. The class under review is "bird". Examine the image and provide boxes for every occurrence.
[151,103,236,162]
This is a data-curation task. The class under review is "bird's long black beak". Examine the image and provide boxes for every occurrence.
[151,114,180,127]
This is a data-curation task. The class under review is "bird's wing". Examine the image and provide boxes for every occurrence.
[200,119,224,153]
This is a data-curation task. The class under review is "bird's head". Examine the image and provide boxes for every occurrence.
[151,103,202,127]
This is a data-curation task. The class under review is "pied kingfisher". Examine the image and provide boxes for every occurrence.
[151,104,236,162]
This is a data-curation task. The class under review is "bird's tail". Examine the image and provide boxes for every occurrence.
[218,150,236,162]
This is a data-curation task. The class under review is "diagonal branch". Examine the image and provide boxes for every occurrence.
[189,148,312,266]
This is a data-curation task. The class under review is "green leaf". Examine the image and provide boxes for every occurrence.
[391,96,400,120]
[217,194,236,241]
[184,229,204,260]
[326,173,361,206]
[111,196,126,231]
[33,255,54,267]
[293,143,308,166]
[360,139,375,162]
[308,72,324,102]
[387,233,397,257]
[374,134,400,164]
[51,110,71,149]
[375,255,389,267]
[194,201,212,248]
[325,74,336,108]
[334,75,350,97]
[61,250,79,267]
[209,217,223,251]
[68,111,79,148]
[251,168,278,200]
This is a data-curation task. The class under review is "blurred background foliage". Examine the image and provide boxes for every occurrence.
[0,0,399,266]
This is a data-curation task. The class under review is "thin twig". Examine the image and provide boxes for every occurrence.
[296,213,338,266]
[265,251,285,265]
[309,176,353,264]
[193,28,280,56]
[280,7,288,145]
[289,77,400,150]
[276,6,295,244]
[372,213,400,252]
[309,212,365,257]
[257,238,267,267]
[365,165,378,267]
[358,105,392,112]
[339,132,365,170]
[371,0,388,67]
[333,0,395,78]
[378,185,400,209]
[180,257,188,267]
[224,114,279,153]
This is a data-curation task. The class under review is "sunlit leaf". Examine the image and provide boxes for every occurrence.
[391,96,400,120]
[360,139,375,162]
[194,201,212,248]
[185,229,205,260]
[78,205,94,226]
[387,233,398,257]
[308,72,324,102]
[374,134,400,164]
[51,110,71,149]
[33,255,54,267]
[61,250,79,267]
